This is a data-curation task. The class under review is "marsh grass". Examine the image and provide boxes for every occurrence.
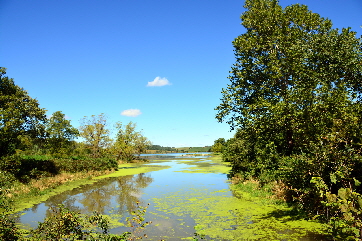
[231,179,288,205]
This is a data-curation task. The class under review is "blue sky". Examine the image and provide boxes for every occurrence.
[1,0,361,147]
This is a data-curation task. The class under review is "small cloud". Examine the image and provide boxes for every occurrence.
[121,109,142,117]
[147,76,171,87]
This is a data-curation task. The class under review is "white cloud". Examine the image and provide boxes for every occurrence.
[121,109,142,117]
[147,76,171,87]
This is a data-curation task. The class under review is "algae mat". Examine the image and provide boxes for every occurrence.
[147,156,329,240]
[151,186,328,240]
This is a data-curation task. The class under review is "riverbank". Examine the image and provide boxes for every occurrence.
[3,154,331,240]
[7,162,170,213]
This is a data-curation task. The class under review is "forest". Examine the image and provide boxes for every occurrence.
[214,0,362,239]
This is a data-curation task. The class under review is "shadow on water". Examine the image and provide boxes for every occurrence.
[260,209,333,240]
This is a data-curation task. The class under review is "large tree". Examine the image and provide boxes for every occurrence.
[0,68,47,156]
[215,1,362,236]
[45,111,79,154]
[113,121,151,162]
[216,0,362,155]
[79,114,111,158]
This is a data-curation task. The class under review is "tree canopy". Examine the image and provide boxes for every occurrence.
[216,0,362,155]
[79,114,112,158]
[113,121,151,162]
[216,0,362,238]
[45,111,79,154]
[0,67,47,156]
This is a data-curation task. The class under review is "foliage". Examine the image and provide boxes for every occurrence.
[216,0,362,239]
[0,197,149,240]
[125,201,151,240]
[113,121,151,162]
[310,178,362,240]
[0,154,117,188]
[210,138,226,153]
[45,111,79,155]
[53,156,118,173]
[79,114,112,158]
[0,67,47,157]
[147,144,177,152]
[29,204,129,240]
[0,199,23,241]
[177,146,211,153]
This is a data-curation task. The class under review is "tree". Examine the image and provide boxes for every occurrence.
[216,0,362,156]
[215,1,362,237]
[45,111,79,154]
[79,114,111,158]
[211,138,225,153]
[113,121,151,162]
[0,67,47,156]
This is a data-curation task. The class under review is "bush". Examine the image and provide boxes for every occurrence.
[53,157,118,173]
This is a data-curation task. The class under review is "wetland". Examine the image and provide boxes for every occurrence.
[14,154,329,240]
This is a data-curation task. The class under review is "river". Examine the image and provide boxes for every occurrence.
[15,154,329,240]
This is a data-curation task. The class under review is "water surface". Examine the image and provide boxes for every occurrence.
[16,154,329,240]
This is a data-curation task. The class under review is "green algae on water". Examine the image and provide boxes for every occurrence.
[152,186,329,240]
[147,155,329,240]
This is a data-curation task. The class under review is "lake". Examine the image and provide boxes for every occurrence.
[15,154,329,240]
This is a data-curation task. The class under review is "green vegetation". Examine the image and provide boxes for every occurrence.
[0,201,149,240]
[45,111,79,156]
[152,156,329,240]
[176,146,211,153]
[210,138,225,153]
[79,113,112,158]
[0,67,153,239]
[147,145,178,153]
[2,0,362,239]
[216,0,362,239]
[146,145,211,153]
[113,121,151,162]
[0,67,47,157]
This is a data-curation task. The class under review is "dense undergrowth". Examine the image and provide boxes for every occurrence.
[0,200,149,240]
[0,154,118,199]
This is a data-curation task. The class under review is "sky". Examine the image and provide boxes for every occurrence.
[1,0,361,147]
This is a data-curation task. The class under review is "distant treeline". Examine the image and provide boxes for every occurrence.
[147,145,177,152]
[147,145,211,153]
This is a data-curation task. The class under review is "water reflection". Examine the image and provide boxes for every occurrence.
[115,173,153,214]
[19,173,153,227]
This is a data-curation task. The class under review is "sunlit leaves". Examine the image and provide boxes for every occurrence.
[79,113,112,158]
[216,1,362,238]
[0,67,47,156]
[113,121,151,162]
[46,111,79,154]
